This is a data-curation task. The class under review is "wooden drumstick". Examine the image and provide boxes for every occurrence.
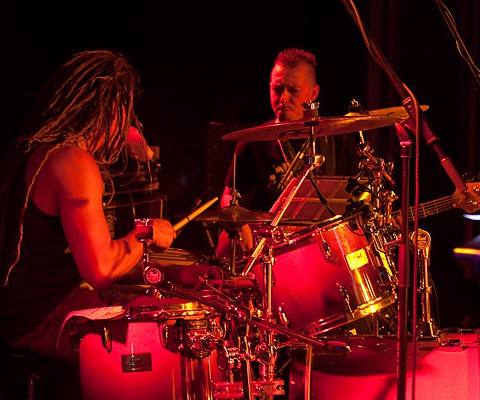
[173,196,219,233]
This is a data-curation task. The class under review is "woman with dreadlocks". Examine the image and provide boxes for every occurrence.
[0,50,176,365]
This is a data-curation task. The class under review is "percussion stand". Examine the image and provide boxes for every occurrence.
[226,152,244,275]
[226,227,242,276]
[155,276,349,399]
[254,237,277,399]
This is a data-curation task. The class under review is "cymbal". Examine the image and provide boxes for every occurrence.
[222,115,402,142]
[366,104,429,119]
[194,204,276,227]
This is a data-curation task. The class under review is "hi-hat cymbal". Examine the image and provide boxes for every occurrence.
[222,115,402,142]
[194,204,276,227]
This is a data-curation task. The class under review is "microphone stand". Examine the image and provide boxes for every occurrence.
[410,229,438,339]
[341,0,466,193]
[340,2,468,399]
[396,126,412,400]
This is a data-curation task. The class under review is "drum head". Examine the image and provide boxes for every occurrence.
[149,247,205,266]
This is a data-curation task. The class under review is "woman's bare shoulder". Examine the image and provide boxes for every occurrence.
[29,144,101,189]
[48,144,94,163]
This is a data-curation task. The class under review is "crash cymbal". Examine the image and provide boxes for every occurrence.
[222,115,402,142]
[366,104,429,119]
[194,204,276,227]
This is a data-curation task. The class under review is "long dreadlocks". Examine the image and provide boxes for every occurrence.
[0,50,142,285]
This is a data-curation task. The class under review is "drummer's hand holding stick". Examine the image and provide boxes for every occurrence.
[135,197,218,287]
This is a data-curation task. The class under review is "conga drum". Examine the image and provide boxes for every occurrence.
[77,298,224,400]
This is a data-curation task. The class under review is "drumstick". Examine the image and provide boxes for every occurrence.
[173,196,219,233]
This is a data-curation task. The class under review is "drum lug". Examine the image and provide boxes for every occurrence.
[277,304,290,327]
[101,326,112,353]
[322,240,333,260]
[160,323,180,353]
[337,283,354,315]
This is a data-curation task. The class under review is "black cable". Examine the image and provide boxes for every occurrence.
[434,0,480,86]
[307,175,337,217]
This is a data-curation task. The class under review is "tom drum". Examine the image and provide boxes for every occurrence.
[253,217,397,336]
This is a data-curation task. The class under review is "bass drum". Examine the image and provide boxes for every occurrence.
[289,332,480,400]
[252,216,397,336]
[289,335,398,399]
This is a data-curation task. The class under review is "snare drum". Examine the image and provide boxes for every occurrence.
[149,247,205,267]
[252,217,396,336]
[78,299,224,400]
[149,248,217,289]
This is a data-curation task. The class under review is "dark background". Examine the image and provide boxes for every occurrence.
[1,1,479,329]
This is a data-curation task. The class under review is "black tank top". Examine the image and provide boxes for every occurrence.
[0,164,82,340]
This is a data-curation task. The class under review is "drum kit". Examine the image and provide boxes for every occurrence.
[78,104,446,399]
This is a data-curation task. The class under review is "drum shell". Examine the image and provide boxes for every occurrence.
[252,219,395,334]
[289,332,480,400]
[78,300,223,400]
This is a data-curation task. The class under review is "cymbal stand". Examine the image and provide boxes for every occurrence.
[240,335,254,400]
[242,102,326,276]
[227,152,242,275]
[240,120,325,398]
[346,99,397,227]
[254,232,278,399]
[225,227,242,275]
[345,123,400,252]
[241,151,325,277]
[342,127,401,335]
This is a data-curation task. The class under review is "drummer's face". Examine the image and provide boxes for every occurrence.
[270,62,319,123]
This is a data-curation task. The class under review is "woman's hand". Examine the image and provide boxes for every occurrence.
[151,218,176,249]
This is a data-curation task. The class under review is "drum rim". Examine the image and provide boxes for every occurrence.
[287,212,361,236]
[299,293,397,337]
[126,300,218,321]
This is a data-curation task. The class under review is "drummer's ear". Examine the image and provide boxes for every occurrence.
[311,84,320,101]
